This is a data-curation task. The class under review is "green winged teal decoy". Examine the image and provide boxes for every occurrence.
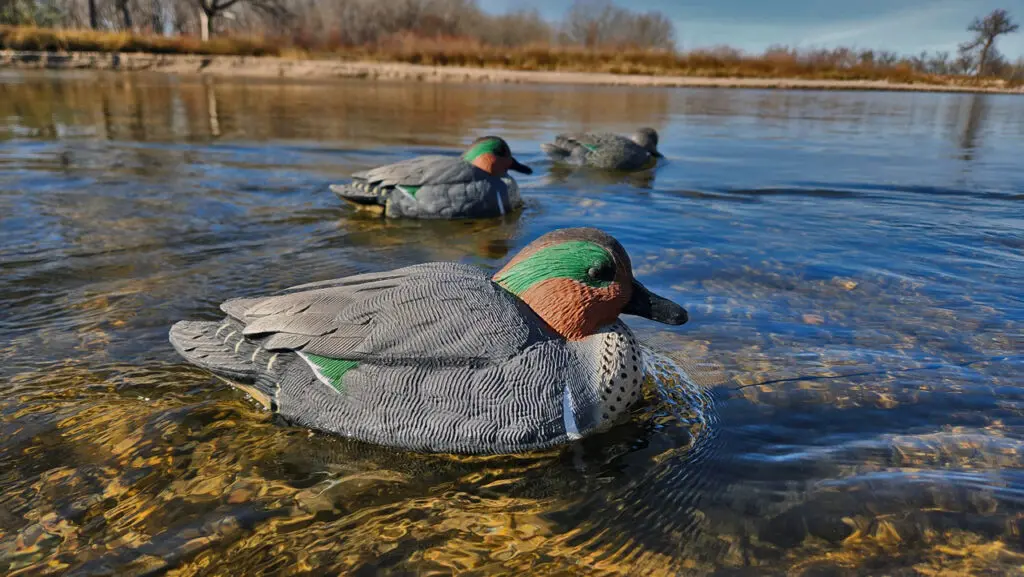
[169,227,688,454]
[541,127,663,171]
[329,136,532,219]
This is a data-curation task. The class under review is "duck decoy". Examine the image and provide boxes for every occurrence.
[541,127,662,171]
[329,136,532,219]
[169,227,688,454]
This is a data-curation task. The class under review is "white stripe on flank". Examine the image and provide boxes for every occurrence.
[397,185,416,200]
[496,189,506,215]
[562,386,581,440]
[296,351,340,393]
[266,353,278,371]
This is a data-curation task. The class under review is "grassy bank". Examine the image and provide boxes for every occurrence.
[1,25,1010,88]
[0,25,276,56]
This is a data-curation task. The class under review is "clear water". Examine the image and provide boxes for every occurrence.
[1,70,1022,575]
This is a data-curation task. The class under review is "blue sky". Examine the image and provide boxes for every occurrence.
[479,0,1024,57]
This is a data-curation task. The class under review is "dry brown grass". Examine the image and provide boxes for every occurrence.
[323,34,949,83]
[0,26,278,56]
[0,25,967,85]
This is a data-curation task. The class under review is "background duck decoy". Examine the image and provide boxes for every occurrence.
[169,227,688,455]
[329,136,532,219]
[541,127,663,171]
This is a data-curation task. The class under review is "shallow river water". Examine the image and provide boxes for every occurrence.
[1,70,1023,575]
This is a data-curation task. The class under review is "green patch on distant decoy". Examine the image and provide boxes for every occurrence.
[583,144,599,152]
[496,241,614,296]
[396,185,420,198]
[299,353,357,393]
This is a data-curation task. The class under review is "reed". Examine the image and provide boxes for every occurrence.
[0,26,277,56]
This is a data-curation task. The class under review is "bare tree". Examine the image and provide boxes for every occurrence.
[116,0,131,30]
[1,0,63,25]
[197,0,235,40]
[928,51,951,75]
[1010,57,1024,83]
[1,0,31,24]
[147,0,165,33]
[88,0,98,28]
[562,0,675,49]
[484,9,553,47]
[628,11,675,50]
[958,9,1019,76]
[193,0,288,40]
[564,0,615,47]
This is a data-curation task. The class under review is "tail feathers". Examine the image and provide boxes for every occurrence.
[330,181,387,206]
[169,320,285,389]
[543,140,591,165]
[541,142,572,161]
[219,296,262,323]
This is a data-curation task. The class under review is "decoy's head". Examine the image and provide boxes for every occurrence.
[493,227,687,340]
[631,127,663,158]
[463,136,533,177]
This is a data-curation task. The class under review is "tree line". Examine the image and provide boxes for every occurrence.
[0,0,675,48]
[0,1,1019,80]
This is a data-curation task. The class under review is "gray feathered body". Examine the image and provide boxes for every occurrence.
[541,133,656,171]
[169,263,646,454]
[330,155,522,219]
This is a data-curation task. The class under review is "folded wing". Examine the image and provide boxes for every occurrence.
[222,262,545,364]
[352,155,480,188]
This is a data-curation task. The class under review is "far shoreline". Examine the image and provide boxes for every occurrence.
[2,50,1021,95]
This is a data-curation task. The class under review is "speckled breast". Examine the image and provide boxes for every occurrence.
[591,320,646,427]
[565,320,647,437]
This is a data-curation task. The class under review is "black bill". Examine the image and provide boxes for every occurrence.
[622,280,688,325]
[510,157,533,175]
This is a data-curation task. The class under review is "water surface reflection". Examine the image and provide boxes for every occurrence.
[1,71,1023,575]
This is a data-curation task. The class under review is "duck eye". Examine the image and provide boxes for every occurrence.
[587,262,616,282]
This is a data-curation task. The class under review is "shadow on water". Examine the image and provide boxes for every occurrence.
[2,71,1024,575]
[542,162,660,190]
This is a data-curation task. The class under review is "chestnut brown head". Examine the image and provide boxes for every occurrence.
[463,136,533,177]
[494,227,687,340]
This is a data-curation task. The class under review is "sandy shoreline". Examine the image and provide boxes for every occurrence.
[2,50,1021,94]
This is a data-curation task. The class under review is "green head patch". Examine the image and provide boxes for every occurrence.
[463,137,509,162]
[495,241,618,296]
